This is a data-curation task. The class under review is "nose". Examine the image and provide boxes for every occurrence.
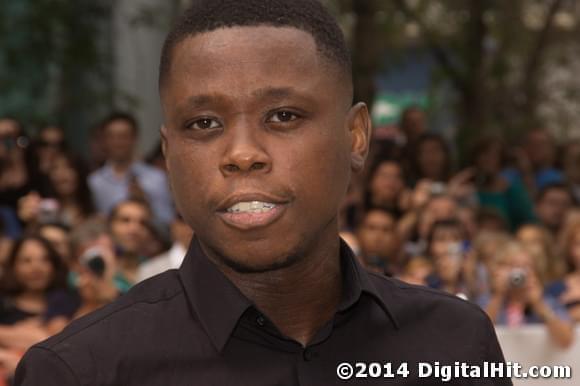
[219,124,271,176]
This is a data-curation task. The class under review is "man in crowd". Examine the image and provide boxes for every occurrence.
[88,112,174,226]
[535,183,576,236]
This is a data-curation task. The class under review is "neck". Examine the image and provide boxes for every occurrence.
[111,158,133,174]
[212,231,343,347]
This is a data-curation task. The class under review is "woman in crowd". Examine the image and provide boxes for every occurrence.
[34,125,66,175]
[0,118,47,209]
[481,241,574,348]
[469,136,536,231]
[17,152,95,229]
[516,224,565,283]
[408,133,453,186]
[546,221,580,323]
[363,158,410,218]
[0,234,74,376]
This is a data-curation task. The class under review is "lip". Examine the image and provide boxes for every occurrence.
[216,192,291,231]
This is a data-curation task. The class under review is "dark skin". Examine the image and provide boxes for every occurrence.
[160,26,371,346]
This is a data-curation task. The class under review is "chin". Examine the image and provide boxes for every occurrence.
[203,235,306,274]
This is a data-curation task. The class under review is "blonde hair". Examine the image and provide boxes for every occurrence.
[494,241,548,284]
[560,222,580,272]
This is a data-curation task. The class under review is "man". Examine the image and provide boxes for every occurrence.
[107,198,152,292]
[15,1,511,385]
[356,208,400,276]
[535,183,576,236]
[88,112,174,225]
[521,128,563,190]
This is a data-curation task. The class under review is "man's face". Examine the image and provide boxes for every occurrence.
[357,210,398,259]
[525,130,555,168]
[109,202,151,255]
[536,189,573,231]
[103,119,137,163]
[160,26,369,272]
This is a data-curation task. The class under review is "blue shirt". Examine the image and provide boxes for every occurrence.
[88,162,175,225]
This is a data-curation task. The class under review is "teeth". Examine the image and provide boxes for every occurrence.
[227,201,277,213]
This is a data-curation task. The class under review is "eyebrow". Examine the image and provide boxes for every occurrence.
[180,87,306,112]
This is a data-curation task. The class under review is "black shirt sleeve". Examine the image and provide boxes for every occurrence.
[14,346,80,386]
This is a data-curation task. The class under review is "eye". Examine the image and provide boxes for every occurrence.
[187,118,221,130]
[268,111,299,123]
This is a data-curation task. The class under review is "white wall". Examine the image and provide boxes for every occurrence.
[496,326,580,385]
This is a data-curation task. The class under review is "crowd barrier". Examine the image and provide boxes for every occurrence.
[496,326,580,385]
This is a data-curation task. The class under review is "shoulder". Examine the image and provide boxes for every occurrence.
[368,272,491,329]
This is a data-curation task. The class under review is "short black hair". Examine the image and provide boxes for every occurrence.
[536,182,577,204]
[159,0,351,89]
[99,111,139,136]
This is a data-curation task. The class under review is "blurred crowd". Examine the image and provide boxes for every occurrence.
[1,107,580,381]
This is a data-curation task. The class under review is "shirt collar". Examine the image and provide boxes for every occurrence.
[178,236,398,353]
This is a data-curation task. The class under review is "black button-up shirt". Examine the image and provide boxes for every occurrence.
[15,238,512,385]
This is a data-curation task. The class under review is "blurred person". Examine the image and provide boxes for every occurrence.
[521,128,563,190]
[425,219,468,298]
[0,218,13,268]
[363,158,410,217]
[45,233,120,336]
[137,215,193,281]
[470,135,536,231]
[356,208,400,276]
[18,152,96,229]
[457,205,478,240]
[561,140,580,203]
[397,256,432,286]
[463,231,512,300]
[107,199,152,291]
[36,223,71,265]
[0,236,75,376]
[516,224,564,283]
[481,241,573,348]
[535,183,576,236]
[399,105,427,146]
[546,222,580,323]
[0,236,68,326]
[34,125,66,175]
[15,1,510,385]
[0,118,47,208]
[88,112,174,225]
[398,194,458,260]
[475,207,509,233]
[408,133,452,185]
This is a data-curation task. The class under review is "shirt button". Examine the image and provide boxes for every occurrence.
[256,315,266,327]
[303,348,318,361]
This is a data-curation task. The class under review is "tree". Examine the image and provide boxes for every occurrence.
[328,0,580,153]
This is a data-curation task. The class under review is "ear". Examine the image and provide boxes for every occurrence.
[160,125,169,168]
[346,102,372,173]
[160,125,168,154]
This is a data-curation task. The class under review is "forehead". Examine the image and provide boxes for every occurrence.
[115,203,149,218]
[161,26,345,109]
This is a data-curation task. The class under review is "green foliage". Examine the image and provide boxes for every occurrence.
[0,0,112,134]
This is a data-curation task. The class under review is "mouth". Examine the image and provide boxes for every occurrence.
[216,193,290,230]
